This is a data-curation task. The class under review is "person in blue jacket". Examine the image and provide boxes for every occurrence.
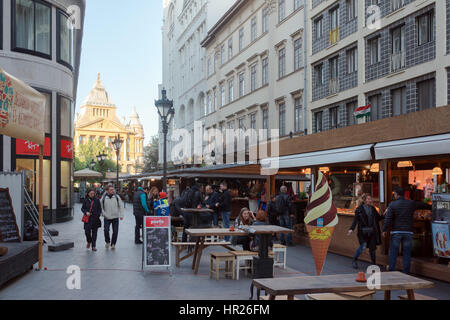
[154,192,170,216]
[133,184,150,244]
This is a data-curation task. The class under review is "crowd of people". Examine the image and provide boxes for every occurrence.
[80,181,429,276]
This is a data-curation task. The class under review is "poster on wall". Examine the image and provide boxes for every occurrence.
[0,68,45,145]
[143,216,171,270]
[432,222,450,258]
[61,140,74,159]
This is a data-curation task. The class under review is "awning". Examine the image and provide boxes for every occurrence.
[262,144,374,169]
[375,134,450,160]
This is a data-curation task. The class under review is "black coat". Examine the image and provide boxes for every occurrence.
[204,191,219,213]
[382,197,431,233]
[218,189,232,212]
[350,205,383,251]
[81,197,102,230]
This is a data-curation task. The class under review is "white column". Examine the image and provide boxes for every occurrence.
[435,0,448,107]
[52,92,57,210]
[3,136,11,171]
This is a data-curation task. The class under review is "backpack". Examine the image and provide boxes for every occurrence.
[276,194,289,216]
[182,188,195,209]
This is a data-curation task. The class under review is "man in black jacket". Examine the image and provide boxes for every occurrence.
[217,182,232,241]
[382,187,431,274]
[276,186,294,246]
[204,185,219,227]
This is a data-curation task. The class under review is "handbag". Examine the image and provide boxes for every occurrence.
[82,200,94,223]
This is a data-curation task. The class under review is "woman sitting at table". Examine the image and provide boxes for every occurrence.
[232,208,255,250]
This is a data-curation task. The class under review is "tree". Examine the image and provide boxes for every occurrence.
[74,139,119,182]
[143,135,159,172]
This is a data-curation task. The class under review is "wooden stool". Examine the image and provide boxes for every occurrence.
[273,244,287,269]
[336,291,376,300]
[260,295,300,300]
[175,227,184,242]
[229,250,258,280]
[210,252,235,281]
[399,293,438,300]
[306,293,351,300]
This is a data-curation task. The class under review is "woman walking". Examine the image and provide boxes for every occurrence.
[82,189,102,251]
[347,194,383,269]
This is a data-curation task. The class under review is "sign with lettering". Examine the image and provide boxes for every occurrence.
[143,216,171,269]
[16,137,51,157]
[61,140,74,159]
[0,68,46,145]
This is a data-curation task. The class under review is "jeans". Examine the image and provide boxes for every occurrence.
[389,233,413,274]
[212,212,219,227]
[104,218,119,246]
[279,215,292,244]
[221,211,231,241]
[354,242,377,265]
[85,228,98,248]
[134,215,143,243]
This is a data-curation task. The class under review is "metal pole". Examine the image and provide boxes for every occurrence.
[38,145,44,270]
[116,149,119,192]
[163,120,168,193]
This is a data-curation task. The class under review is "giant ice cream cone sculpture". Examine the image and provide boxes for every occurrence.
[304,171,338,275]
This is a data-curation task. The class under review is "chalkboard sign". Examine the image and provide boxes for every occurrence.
[143,216,171,269]
[0,188,21,243]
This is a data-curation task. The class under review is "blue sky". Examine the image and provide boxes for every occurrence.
[76,0,162,144]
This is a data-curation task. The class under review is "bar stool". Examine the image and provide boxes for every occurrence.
[273,244,287,269]
[210,252,235,281]
[229,250,259,280]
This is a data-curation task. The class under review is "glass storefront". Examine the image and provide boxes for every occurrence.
[16,158,51,208]
[60,160,72,208]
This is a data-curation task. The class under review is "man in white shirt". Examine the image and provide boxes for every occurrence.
[101,185,124,249]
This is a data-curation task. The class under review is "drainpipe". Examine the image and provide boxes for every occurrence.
[303,0,308,136]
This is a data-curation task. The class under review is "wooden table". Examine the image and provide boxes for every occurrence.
[181,208,214,227]
[185,225,293,276]
[252,271,434,300]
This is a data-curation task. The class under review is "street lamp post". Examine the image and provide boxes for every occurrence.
[111,135,123,192]
[155,89,175,192]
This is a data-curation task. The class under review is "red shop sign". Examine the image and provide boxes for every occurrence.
[145,216,170,228]
[16,137,51,157]
[61,140,74,159]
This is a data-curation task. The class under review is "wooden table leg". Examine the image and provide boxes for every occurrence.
[192,237,201,270]
[194,237,205,275]
[384,290,391,300]
[269,295,276,300]
[287,295,294,301]
[406,289,416,300]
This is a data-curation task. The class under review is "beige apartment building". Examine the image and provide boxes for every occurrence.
[200,0,305,156]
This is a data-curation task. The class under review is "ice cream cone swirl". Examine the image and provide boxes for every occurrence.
[304,171,338,227]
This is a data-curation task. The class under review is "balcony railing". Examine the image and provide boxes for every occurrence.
[391,0,405,12]
[390,51,406,72]
[329,78,339,95]
[329,27,340,46]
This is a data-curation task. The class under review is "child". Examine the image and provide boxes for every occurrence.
[153,192,170,216]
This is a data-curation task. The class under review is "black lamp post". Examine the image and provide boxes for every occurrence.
[155,88,175,192]
[111,134,123,191]
[96,152,107,166]
[89,159,96,169]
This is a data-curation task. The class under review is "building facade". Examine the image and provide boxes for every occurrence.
[74,74,145,175]
[0,0,85,224]
[308,0,447,133]
[160,0,236,165]
[201,0,305,161]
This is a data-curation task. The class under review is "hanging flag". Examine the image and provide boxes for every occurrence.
[354,104,371,119]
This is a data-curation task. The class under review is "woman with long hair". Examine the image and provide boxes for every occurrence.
[348,194,383,269]
[81,189,102,251]
[232,208,255,251]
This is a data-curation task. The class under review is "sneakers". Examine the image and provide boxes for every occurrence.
[105,243,110,249]
[111,244,116,250]
[352,260,358,269]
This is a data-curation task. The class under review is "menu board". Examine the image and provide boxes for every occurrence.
[143,216,171,269]
[0,188,21,243]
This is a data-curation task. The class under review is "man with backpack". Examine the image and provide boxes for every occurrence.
[276,186,294,246]
[101,185,124,249]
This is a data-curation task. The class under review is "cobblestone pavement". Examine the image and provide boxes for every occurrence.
[1,203,449,300]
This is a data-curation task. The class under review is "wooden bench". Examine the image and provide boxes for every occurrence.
[173,242,232,267]
[260,295,300,300]
[399,293,438,300]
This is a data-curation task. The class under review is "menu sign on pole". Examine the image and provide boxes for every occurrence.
[142,216,171,270]
[0,68,45,145]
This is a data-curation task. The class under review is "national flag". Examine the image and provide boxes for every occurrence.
[354,104,371,119]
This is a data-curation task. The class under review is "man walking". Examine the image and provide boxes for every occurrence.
[101,185,124,249]
[205,185,220,227]
[217,182,232,241]
[133,184,150,244]
[276,186,294,246]
[382,187,431,274]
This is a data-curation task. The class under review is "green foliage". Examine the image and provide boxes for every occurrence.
[74,139,119,182]
[143,135,159,173]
